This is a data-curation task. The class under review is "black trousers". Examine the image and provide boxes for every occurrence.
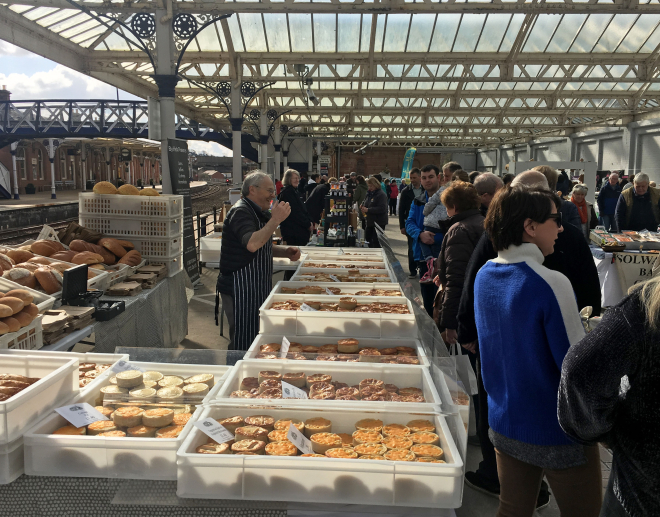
[418,260,436,317]
[388,198,397,215]
[405,234,417,275]
[365,226,383,248]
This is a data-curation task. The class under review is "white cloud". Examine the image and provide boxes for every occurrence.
[0,41,38,58]
[0,64,138,100]
[188,140,233,157]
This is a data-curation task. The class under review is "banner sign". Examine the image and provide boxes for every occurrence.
[613,251,657,294]
[401,147,417,179]
[167,138,200,284]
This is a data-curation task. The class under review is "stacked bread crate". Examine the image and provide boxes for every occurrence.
[79,193,184,277]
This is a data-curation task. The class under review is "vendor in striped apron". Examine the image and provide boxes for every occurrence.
[216,171,301,352]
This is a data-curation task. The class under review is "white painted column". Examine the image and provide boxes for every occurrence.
[317,140,322,176]
[231,86,242,186]
[274,123,281,181]
[71,155,76,190]
[155,7,176,194]
[10,141,19,199]
[308,138,313,173]
[81,144,87,191]
[260,110,268,172]
[46,139,57,199]
[282,137,288,172]
[105,147,111,182]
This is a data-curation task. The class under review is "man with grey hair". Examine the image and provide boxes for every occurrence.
[217,171,301,351]
[532,165,581,229]
[615,172,660,232]
[597,172,620,231]
[474,172,504,216]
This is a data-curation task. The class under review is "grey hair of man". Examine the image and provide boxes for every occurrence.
[241,171,271,197]
[531,165,559,191]
[571,183,588,195]
[634,173,650,184]
[510,170,550,190]
[474,172,504,196]
[282,168,300,186]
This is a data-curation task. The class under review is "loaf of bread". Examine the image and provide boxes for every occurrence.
[0,320,9,335]
[12,311,33,328]
[5,250,34,264]
[139,188,159,196]
[118,250,142,267]
[93,181,117,195]
[117,184,140,196]
[0,305,13,319]
[30,240,64,257]
[98,238,127,258]
[4,289,34,305]
[72,252,104,265]
[34,268,63,294]
[50,251,77,262]
[0,253,15,272]
[2,268,37,289]
[116,239,134,251]
[27,256,51,265]
[0,297,25,315]
[0,316,20,333]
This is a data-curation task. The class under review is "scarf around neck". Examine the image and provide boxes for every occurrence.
[571,196,588,224]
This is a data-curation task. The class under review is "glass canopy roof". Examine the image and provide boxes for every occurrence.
[3,0,660,147]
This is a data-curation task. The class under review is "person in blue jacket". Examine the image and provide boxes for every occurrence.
[406,164,443,316]
[597,172,621,231]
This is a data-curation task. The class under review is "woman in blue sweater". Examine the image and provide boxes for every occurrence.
[475,185,602,517]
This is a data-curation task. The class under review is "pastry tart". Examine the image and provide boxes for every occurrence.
[337,338,359,353]
[94,406,114,418]
[274,418,304,432]
[302,345,320,354]
[306,373,331,388]
[382,424,410,437]
[338,297,357,311]
[300,454,326,458]
[53,425,86,435]
[257,353,279,360]
[157,386,184,401]
[352,430,383,445]
[182,382,209,397]
[257,388,282,399]
[383,384,400,394]
[259,379,281,393]
[401,394,426,403]
[309,381,335,397]
[173,413,193,426]
[355,419,383,432]
[399,387,424,396]
[115,370,144,388]
[113,407,144,427]
[197,443,231,454]
[240,377,259,391]
[325,447,358,459]
[411,444,444,459]
[335,433,354,447]
[98,430,126,437]
[396,346,416,354]
[218,415,244,433]
[288,342,303,353]
[158,376,184,388]
[287,353,308,361]
[235,426,269,443]
[379,348,398,356]
[260,343,281,353]
[127,425,157,438]
[311,433,342,454]
[358,349,381,362]
[319,344,338,354]
[184,373,214,388]
[129,387,157,401]
[397,357,420,365]
[383,436,413,450]
[230,390,256,398]
[245,415,275,431]
[415,457,446,463]
[267,430,290,443]
[336,355,359,362]
[265,441,298,456]
[258,371,282,384]
[155,425,184,438]
[354,443,387,456]
[406,419,436,433]
[360,386,388,399]
[231,439,266,455]
[384,449,416,462]
[304,417,332,438]
[88,420,119,435]
[282,372,306,388]
[143,371,164,382]
[359,378,384,391]
[358,454,386,460]
[142,408,174,428]
[411,432,440,446]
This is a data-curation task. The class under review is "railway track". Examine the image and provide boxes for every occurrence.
[0,218,77,245]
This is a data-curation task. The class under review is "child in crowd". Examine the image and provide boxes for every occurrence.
[419,184,449,283]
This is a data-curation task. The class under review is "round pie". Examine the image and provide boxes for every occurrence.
[155,425,184,438]
[265,441,298,456]
[257,388,282,399]
[411,432,440,446]
[218,416,244,433]
[379,348,398,356]
[53,425,86,435]
[115,370,143,388]
[384,449,416,462]
[267,430,290,442]
[87,420,118,435]
[336,387,360,399]
[235,426,269,442]
[397,357,420,365]
[173,413,193,426]
[157,387,184,401]
[184,373,214,387]
[406,419,436,433]
[142,408,174,428]
[358,349,381,362]
[383,436,413,450]
[230,390,256,399]
[304,417,332,438]
[336,338,359,353]
[311,433,342,454]
[240,377,259,391]
[245,415,275,431]
[416,457,446,463]
[358,454,386,460]
[158,376,184,388]
[300,453,326,458]
[259,379,281,393]
[411,444,444,459]
[354,443,387,456]
[143,371,164,382]
[352,430,383,445]
[98,430,126,437]
[399,387,424,397]
[260,343,281,352]
[258,371,282,384]
[382,424,410,437]
[359,379,384,391]
[306,373,331,388]
[113,407,144,427]
[231,439,266,454]
[127,425,157,438]
[182,383,209,397]
[355,419,383,432]
[325,447,358,459]
[274,419,304,432]
[282,372,306,388]
[197,442,231,454]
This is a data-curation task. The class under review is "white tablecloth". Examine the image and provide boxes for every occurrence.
[593,250,625,307]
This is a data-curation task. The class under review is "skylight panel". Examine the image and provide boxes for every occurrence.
[452,14,487,52]
[237,13,267,52]
[263,13,290,52]
[546,14,588,53]
[429,14,461,52]
[337,14,361,52]
[289,14,313,52]
[383,14,410,52]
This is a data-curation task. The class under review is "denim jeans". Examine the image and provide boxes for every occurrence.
[600,214,615,232]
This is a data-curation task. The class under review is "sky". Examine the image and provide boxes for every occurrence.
[0,41,232,157]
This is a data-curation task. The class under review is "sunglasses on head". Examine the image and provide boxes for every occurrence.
[546,212,563,228]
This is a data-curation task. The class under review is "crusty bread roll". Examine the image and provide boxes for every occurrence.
[0,253,15,272]
[27,256,51,265]
[30,240,63,257]
[98,238,127,258]
[6,250,33,264]
[118,250,142,267]
[93,181,117,195]
[0,304,13,319]
[0,321,8,335]
[0,316,20,332]
[4,289,34,305]
[50,251,77,262]
[116,239,134,251]
[14,311,34,327]
[72,252,104,265]
[34,268,62,294]
[3,268,37,289]
[117,184,140,196]
[16,262,40,273]
[21,303,39,318]
[139,188,159,196]
[0,296,24,315]
[69,240,115,264]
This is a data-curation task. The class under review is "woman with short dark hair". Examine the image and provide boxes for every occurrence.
[278,169,313,247]
[475,185,602,517]
[361,177,388,248]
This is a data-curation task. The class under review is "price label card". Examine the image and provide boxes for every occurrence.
[300,303,317,311]
[111,360,145,373]
[194,418,235,444]
[281,381,308,399]
[287,422,314,454]
[280,336,291,358]
[338,248,345,255]
[325,288,335,296]
[329,275,341,282]
[55,403,109,428]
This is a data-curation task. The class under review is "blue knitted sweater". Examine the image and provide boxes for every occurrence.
[475,243,585,446]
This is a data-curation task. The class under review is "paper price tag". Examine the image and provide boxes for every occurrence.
[281,381,308,399]
[338,248,345,255]
[111,360,145,373]
[300,303,317,312]
[280,336,291,358]
[287,422,314,454]
[329,275,341,282]
[325,288,335,296]
[55,403,109,428]
[194,418,235,444]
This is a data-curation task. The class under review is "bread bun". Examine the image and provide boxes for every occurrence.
[118,250,142,267]
[72,252,104,265]
[2,268,37,289]
[4,289,34,305]
[0,321,8,335]
[50,251,77,262]
[30,240,60,257]
[0,316,20,332]
[117,184,140,196]
[0,253,15,272]
[6,250,33,264]
[139,188,160,196]
[98,238,127,258]
[21,303,39,318]
[16,262,40,273]
[89,264,105,271]
[27,256,51,265]
[0,296,25,314]
[34,268,63,294]
[93,181,117,195]
[0,305,13,319]
[69,240,115,264]
[48,262,71,274]
[116,239,134,251]
[13,311,34,327]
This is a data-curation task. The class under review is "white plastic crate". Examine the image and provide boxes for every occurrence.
[145,255,183,277]
[78,214,183,239]
[21,255,110,297]
[0,315,43,351]
[0,354,79,444]
[259,294,415,338]
[79,193,183,219]
[0,278,55,312]
[111,235,181,258]
[272,281,402,296]
[292,268,395,283]
[0,436,24,485]
[213,360,442,411]
[177,405,464,508]
[245,334,429,367]
[22,361,231,480]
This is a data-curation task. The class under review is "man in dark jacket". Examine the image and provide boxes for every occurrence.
[456,171,602,505]
[597,172,621,231]
[278,169,313,246]
[399,168,423,277]
[614,173,660,232]
[305,178,333,224]
[305,174,320,199]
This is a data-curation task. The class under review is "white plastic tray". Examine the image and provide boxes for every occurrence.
[19,255,110,298]
[79,193,184,219]
[0,278,56,313]
[246,334,429,367]
[0,436,23,485]
[177,405,463,508]
[292,268,395,283]
[303,247,386,258]
[22,361,231,480]
[106,235,181,259]
[259,294,415,338]
[272,281,402,296]
[146,255,182,277]
[78,214,183,239]
[0,354,79,444]
[0,315,43,351]
[213,360,441,411]
[0,350,128,397]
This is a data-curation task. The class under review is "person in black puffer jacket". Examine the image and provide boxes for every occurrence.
[278,169,313,246]
[305,178,333,224]
[559,278,660,517]
[360,176,388,248]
